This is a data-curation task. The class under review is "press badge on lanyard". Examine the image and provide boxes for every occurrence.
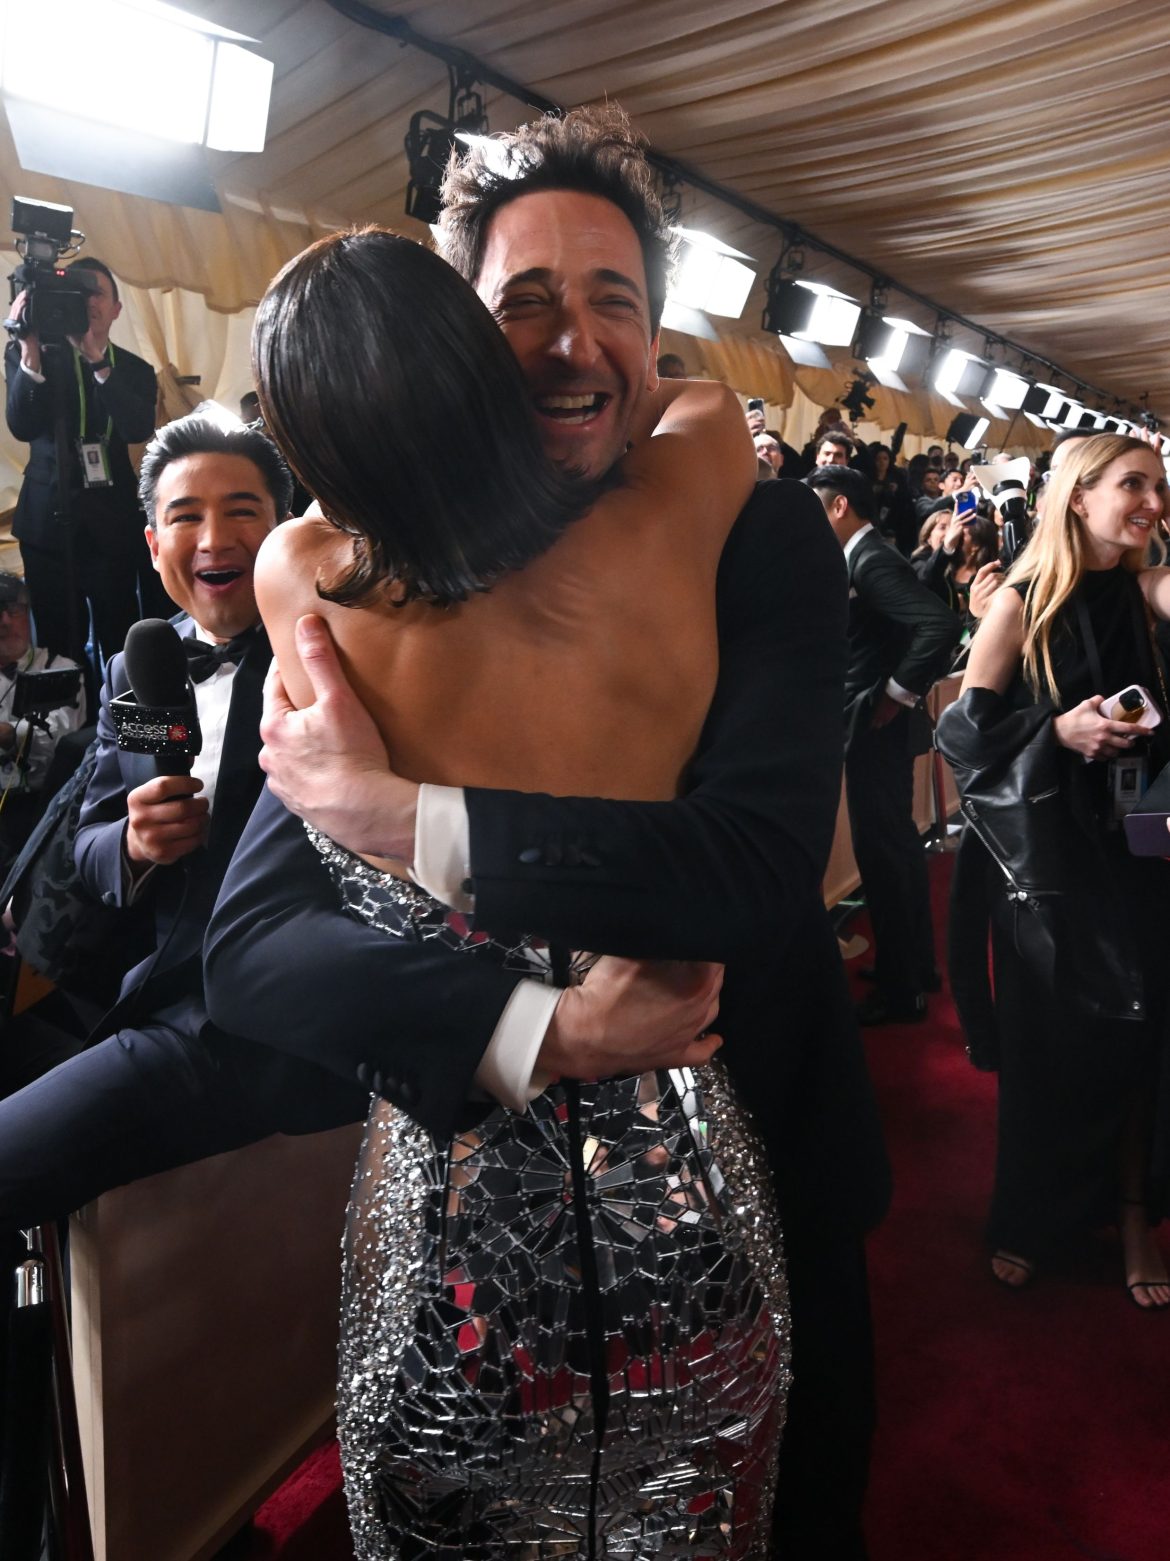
[77,439,112,488]
[74,344,115,488]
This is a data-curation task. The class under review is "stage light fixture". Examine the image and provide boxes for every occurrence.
[1021,383,1069,427]
[659,300,718,340]
[778,335,832,369]
[857,312,931,389]
[405,70,488,225]
[764,279,860,347]
[0,0,273,152]
[668,228,756,319]
[946,413,991,449]
[981,369,1030,412]
[933,349,989,403]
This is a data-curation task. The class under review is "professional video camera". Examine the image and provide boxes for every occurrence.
[841,373,876,424]
[12,666,83,722]
[3,197,91,344]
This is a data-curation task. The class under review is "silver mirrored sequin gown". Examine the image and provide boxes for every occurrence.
[308,827,791,1560]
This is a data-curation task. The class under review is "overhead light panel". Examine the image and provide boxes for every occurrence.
[857,312,932,389]
[764,279,860,347]
[1021,382,1069,428]
[981,369,1030,412]
[778,335,831,369]
[933,349,988,403]
[946,413,991,450]
[659,299,718,340]
[1022,384,1065,419]
[0,0,274,152]
[669,228,756,319]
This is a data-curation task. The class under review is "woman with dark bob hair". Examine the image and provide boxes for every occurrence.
[248,226,788,1559]
[938,433,1170,1306]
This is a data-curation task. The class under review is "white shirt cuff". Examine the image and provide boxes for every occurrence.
[19,362,45,384]
[474,980,561,1111]
[412,782,473,911]
[885,678,919,708]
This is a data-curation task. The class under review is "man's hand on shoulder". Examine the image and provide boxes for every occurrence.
[259,614,418,860]
[125,775,208,867]
[539,957,724,1080]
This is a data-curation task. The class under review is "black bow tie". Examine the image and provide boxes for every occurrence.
[183,627,257,684]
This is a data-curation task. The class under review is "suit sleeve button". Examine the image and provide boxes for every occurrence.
[518,846,541,864]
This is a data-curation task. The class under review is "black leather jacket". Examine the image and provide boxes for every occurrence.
[937,687,1149,1068]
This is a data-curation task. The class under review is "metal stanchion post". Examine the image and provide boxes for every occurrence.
[0,1231,53,1560]
[43,1222,94,1561]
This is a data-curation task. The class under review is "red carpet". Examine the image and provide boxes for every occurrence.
[238,851,1170,1560]
[857,852,1170,1561]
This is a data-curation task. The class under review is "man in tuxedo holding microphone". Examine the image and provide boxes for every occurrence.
[0,412,371,1223]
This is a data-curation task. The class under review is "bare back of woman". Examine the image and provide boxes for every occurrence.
[259,378,752,848]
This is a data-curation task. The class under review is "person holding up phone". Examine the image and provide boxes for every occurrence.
[912,494,999,630]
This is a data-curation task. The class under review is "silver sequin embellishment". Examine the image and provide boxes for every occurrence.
[311,826,791,1559]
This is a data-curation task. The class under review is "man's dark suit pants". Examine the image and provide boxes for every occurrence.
[0,1020,367,1231]
[771,1229,875,1560]
[845,711,935,1003]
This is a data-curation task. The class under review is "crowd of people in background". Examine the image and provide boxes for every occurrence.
[0,115,1166,1556]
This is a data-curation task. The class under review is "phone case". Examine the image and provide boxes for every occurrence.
[1105,684,1163,730]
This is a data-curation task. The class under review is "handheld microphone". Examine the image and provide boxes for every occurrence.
[110,619,202,777]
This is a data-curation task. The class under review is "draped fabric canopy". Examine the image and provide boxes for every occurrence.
[0,0,1166,499]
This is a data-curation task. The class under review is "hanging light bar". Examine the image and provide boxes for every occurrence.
[668,228,756,319]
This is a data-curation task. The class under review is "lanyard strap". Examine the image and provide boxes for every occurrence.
[1072,573,1165,709]
[73,342,116,441]
[1073,589,1106,694]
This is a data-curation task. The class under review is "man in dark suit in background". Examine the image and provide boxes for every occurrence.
[4,257,159,662]
[805,464,960,1026]
[207,106,890,1560]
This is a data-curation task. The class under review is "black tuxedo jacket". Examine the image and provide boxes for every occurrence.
[206,480,892,1239]
[4,339,157,555]
[75,615,269,1025]
[843,527,960,749]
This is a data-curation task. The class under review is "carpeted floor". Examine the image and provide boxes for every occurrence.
[235,851,1170,1560]
[856,852,1170,1561]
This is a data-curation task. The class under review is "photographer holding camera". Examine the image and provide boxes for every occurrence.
[0,571,85,870]
[5,254,158,664]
